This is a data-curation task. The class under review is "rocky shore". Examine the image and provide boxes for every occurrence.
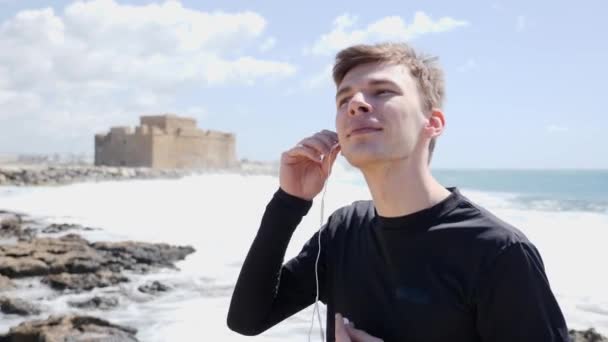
[0,161,279,187]
[0,165,211,187]
[0,210,195,341]
[570,329,608,342]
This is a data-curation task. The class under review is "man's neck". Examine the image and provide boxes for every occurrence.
[360,158,451,218]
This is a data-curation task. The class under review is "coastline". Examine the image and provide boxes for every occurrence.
[0,161,280,187]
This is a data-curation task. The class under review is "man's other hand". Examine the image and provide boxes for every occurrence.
[335,313,384,342]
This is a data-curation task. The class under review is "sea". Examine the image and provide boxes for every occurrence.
[0,160,606,341]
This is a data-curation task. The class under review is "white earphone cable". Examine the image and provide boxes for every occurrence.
[307,172,330,342]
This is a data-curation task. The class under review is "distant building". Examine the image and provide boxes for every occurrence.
[95,114,237,169]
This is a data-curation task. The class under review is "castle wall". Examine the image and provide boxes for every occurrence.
[95,115,237,169]
[150,130,237,168]
[95,129,152,167]
[196,131,237,168]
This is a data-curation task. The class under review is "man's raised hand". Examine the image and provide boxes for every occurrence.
[279,130,341,201]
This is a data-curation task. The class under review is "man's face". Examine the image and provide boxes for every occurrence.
[335,62,427,168]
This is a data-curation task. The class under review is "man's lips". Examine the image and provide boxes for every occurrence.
[347,127,383,137]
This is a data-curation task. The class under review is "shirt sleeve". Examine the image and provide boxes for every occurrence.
[475,241,569,341]
[227,187,330,336]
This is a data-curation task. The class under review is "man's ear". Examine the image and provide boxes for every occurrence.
[424,109,445,138]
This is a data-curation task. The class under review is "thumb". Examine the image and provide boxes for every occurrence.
[335,313,351,342]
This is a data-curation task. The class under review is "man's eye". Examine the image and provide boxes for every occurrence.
[375,89,392,96]
[338,98,350,107]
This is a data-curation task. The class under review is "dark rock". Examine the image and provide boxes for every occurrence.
[18,228,37,241]
[0,211,39,240]
[92,241,195,269]
[42,271,128,292]
[0,314,138,341]
[42,223,95,234]
[68,296,120,310]
[0,234,194,280]
[0,235,102,278]
[0,212,22,238]
[0,212,21,226]
[0,296,41,315]
[570,328,608,342]
[0,257,48,277]
[138,281,170,294]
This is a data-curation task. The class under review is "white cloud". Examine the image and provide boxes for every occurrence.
[333,13,358,30]
[0,0,295,153]
[259,37,276,52]
[516,15,526,32]
[546,124,569,133]
[308,12,469,56]
[282,63,335,96]
[203,56,295,85]
[302,64,334,89]
[456,59,478,73]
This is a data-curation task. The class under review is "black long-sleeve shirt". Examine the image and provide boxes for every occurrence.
[227,187,569,341]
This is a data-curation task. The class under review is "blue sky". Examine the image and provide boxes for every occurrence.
[0,0,606,169]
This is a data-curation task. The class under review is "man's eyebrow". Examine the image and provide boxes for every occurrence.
[368,79,400,88]
[335,79,400,101]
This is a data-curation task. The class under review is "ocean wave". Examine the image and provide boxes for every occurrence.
[511,196,608,214]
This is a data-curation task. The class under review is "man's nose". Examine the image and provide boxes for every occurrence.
[348,93,372,116]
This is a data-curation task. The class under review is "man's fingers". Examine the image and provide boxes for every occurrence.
[286,130,339,169]
[335,313,351,342]
[298,130,338,157]
[335,312,383,342]
[315,131,338,151]
[284,144,322,164]
[299,137,331,157]
[320,129,338,140]
[345,325,383,342]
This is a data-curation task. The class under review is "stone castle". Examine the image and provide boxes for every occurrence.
[95,114,237,169]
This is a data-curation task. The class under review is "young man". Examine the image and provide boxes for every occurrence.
[227,42,569,341]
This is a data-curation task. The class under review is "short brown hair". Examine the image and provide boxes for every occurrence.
[333,42,445,162]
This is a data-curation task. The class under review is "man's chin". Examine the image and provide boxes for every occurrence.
[342,150,385,169]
